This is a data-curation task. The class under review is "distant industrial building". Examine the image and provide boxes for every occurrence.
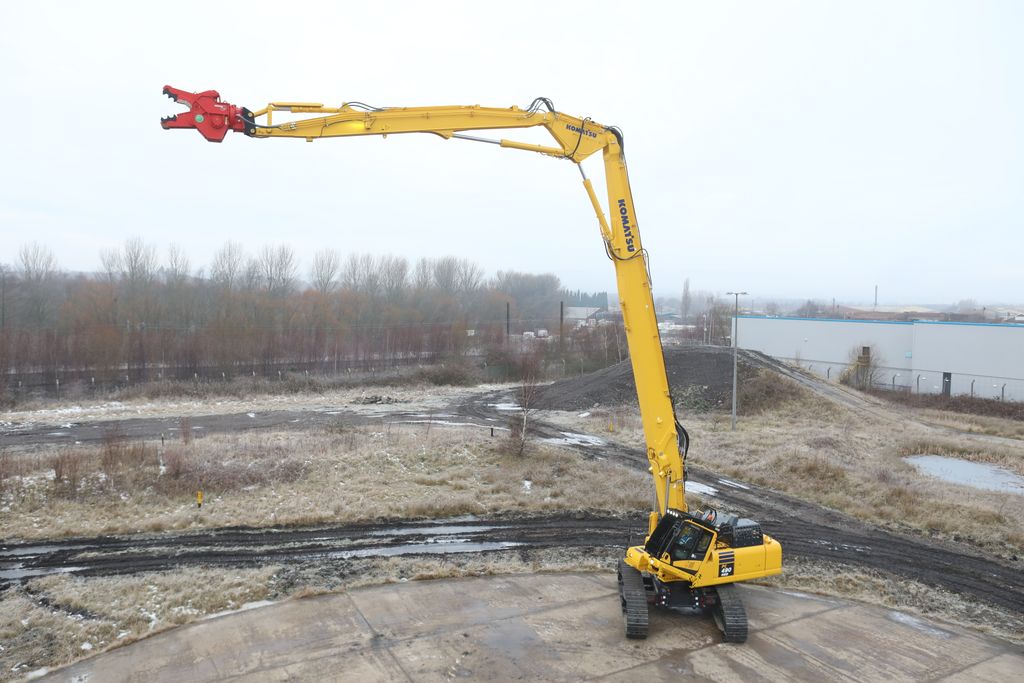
[735,316,1024,401]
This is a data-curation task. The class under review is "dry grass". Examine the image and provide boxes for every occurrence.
[543,394,1024,555]
[0,566,280,681]
[0,424,649,540]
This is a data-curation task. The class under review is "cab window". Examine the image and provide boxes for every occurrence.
[670,523,712,562]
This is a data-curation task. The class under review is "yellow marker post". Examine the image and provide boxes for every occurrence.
[196,490,203,508]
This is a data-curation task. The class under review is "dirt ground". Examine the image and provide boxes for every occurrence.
[534,346,762,411]
[3,351,1024,679]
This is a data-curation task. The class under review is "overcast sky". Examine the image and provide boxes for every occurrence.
[0,1,1020,305]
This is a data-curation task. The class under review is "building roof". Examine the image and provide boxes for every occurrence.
[564,306,602,320]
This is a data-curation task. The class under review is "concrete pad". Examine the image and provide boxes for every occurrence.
[39,573,1024,682]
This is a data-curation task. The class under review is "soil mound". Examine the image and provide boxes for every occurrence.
[535,346,764,411]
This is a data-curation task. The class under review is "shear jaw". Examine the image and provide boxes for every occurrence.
[161,85,249,142]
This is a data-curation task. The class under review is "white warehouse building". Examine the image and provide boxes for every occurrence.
[735,316,1024,401]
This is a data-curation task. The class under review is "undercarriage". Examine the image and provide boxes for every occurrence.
[617,559,748,642]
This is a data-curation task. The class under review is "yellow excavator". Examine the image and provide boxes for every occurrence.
[161,86,782,642]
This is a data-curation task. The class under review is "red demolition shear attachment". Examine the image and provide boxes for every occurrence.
[161,85,252,142]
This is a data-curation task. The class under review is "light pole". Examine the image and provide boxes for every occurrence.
[726,291,747,431]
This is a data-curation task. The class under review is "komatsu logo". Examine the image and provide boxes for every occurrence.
[566,123,597,138]
[617,199,637,252]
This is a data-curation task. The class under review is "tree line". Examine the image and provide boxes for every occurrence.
[0,239,610,389]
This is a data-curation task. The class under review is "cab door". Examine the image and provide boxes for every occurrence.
[670,523,715,577]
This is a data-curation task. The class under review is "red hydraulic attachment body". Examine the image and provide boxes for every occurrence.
[160,85,251,143]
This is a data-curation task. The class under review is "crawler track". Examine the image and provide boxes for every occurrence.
[617,559,649,639]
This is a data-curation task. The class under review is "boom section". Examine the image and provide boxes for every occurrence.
[245,103,610,162]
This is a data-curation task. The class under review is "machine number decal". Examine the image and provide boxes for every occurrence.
[718,551,735,577]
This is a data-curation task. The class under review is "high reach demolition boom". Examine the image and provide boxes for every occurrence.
[162,86,781,642]
[161,84,690,516]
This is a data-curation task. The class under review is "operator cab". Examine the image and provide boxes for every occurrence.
[645,508,764,566]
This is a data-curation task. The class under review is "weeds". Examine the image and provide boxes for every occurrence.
[51,451,81,498]
[0,425,648,540]
[737,369,811,415]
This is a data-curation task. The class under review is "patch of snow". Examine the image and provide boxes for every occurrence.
[577,411,591,418]
[79,642,93,651]
[25,669,50,680]
[686,482,718,497]
[202,600,276,621]
[488,402,521,411]
[246,412,256,418]
[541,431,605,447]
[809,539,871,553]
[887,611,953,638]
[522,480,532,492]
[397,419,507,431]
[718,478,750,490]
[778,590,839,604]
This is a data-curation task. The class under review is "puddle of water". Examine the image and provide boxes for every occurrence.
[904,455,1024,495]
[687,482,718,497]
[0,565,86,581]
[367,524,496,537]
[0,543,89,558]
[329,541,520,559]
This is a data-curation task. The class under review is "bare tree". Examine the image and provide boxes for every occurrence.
[456,259,484,293]
[340,253,382,297]
[431,256,459,293]
[380,254,409,303]
[241,256,262,292]
[681,277,691,320]
[510,372,540,457]
[99,248,121,283]
[211,241,245,290]
[18,243,57,325]
[119,237,158,288]
[412,257,432,292]
[311,248,340,295]
[258,244,297,296]
[840,345,884,390]
[165,243,191,285]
